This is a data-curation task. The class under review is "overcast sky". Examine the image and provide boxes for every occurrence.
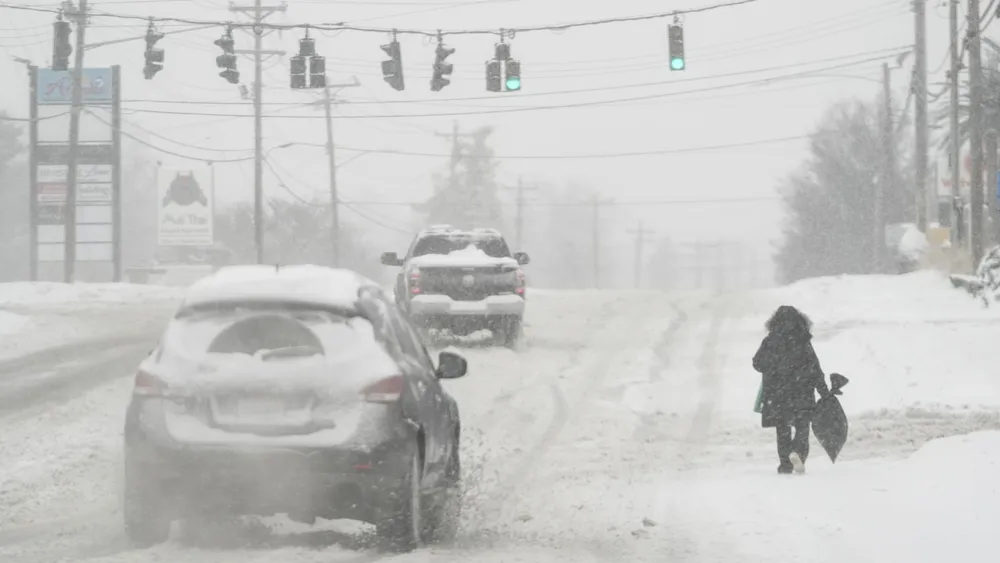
[0,0,981,278]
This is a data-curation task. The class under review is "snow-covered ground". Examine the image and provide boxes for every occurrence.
[0,274,998,563]
[0,282,184,361]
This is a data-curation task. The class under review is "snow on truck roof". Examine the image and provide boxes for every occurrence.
[181,265,380,311]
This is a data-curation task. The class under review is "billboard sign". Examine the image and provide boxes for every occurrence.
[37,183,66,203]
[36,68,113,105]
[78,183,112,203]
[157,168,213,246]
[37,204,65,225]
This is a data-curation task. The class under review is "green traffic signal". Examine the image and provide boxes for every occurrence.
[668,24,685,72]
[505,60,521,91]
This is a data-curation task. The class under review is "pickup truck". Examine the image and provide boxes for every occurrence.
[381,225,530,347]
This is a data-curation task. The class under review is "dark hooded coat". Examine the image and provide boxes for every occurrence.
[752,306,830,428]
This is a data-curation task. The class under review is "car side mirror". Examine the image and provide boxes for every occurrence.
[513,252,530,265]
[436,350,468,379]
[381,252,402,266]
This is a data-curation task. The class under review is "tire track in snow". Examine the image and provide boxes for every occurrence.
[682,307,726,447]
[469,296,688,534]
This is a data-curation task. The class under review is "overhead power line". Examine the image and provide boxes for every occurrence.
[0,0,763,37]
[116,51,909,120]
[118,45,908,109]
[337,197,781,207]
[331,133,816,159]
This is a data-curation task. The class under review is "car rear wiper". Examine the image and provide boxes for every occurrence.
[257,346,323,361]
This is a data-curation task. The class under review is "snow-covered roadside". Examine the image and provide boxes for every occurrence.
[0,282,183,361]
[0,282,186,308]
[659,431,1000,563]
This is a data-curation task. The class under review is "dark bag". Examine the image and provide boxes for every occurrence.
[812,373,849,463]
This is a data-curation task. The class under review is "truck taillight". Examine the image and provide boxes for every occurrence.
[363,375,405,403]
[409,268,421,294]
[516,268,526,295]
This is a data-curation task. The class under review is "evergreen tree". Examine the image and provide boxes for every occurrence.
[419,126,503,228]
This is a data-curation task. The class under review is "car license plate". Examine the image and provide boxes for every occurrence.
[237,397,285,417]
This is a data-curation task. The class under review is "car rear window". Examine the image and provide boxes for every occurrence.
[161,303,377,362]
[411,234,510,258]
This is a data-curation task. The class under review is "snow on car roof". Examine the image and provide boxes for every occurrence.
[181,264,379,311]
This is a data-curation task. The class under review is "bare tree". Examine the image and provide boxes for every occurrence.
[776,100,912,283]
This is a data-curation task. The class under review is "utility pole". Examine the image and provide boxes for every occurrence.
[914,0,929,232]
[968,0,986,265]
[230,0,285,264]
[626,222,655,289]
[434,121,475,193]
[950,0,963,248]
[321,79,360,268]
[503,176,538,250]
[589,194,612,288]
[877,62,894,273]
[63,0,87,282]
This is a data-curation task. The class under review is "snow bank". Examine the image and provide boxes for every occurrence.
[0,311,29,335]
[660,431,1000,563]
[0,282,186,307]
[775,270,986,323]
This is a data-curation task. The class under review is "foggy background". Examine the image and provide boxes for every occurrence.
[0,0,961,288]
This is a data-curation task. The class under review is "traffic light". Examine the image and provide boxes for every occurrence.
[381,40,404,91]
[214,30,239,84]
[668,24,685,71]
[290,55,306,89]
[494,42,510,61]
[299,35,316,58]
[52,16,72,71]
[504,60,521,91]
[431,43,454,92]
[143,23,165,80]
[486,59,501,92]
[309,56,326,88]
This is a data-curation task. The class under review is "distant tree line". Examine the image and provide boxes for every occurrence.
[775,99,914,283]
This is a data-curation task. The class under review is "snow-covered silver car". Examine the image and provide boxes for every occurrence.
[122,265,468,551]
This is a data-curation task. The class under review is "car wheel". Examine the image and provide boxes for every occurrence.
[425,445,462,544]
[123,458,171,548]
[376,450,424,552]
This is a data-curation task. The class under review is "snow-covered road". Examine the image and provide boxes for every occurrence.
[1,276,999,563]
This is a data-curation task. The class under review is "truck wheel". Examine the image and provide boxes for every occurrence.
[375,449,424,552]
[496,316,523,349]
[123,459,172,548]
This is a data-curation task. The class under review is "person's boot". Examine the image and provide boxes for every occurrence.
[777,460,793,474]
[789,452,805,474]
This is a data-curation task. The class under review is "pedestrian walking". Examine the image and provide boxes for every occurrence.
[752,305,830,474]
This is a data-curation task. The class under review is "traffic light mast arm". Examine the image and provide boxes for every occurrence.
[84,23,215,51]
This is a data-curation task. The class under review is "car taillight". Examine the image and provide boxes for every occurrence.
[133,369,186,398]
[363,375,405,403]
[516,268,526,295]
[409,268,421,294]
[133,369,167,396]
